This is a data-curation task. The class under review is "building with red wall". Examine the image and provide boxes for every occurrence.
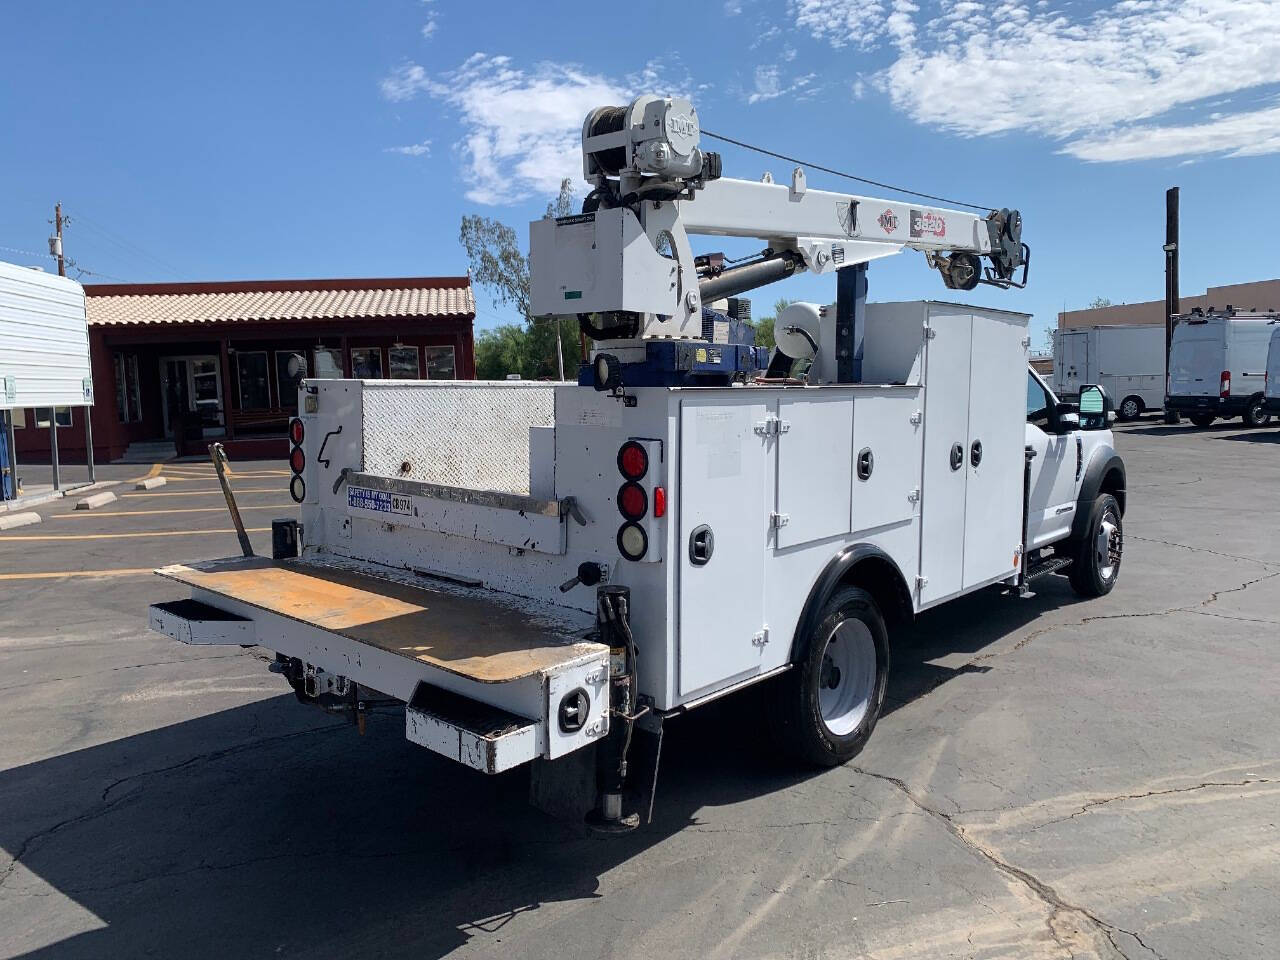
[12,276,475,463]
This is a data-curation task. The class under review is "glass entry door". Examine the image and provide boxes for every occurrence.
[160,356,225,439]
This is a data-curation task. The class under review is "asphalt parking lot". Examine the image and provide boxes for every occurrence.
[1,422,1277,960]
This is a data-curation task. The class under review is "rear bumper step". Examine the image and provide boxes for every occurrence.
[407,682,539,774]
[150,599,255,645]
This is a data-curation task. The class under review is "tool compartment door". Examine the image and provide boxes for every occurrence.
[919,310,972,605]
[677,396,770,696]
[775,394,853,548]
[962,313,1026,588]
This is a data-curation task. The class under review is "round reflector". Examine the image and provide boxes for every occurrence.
[289,418,304,445]
[617,482,647,520]
[617,441,648,480]
[289,474,306,504]
[617,522,647,561]
[289,447,305,474]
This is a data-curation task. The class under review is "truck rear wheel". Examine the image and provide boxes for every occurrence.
[1243,396,1271,428]
[1188,413,1215,427]
[1118,396,1143,421]
[1068,493,1122,597]
[774,586,889,767]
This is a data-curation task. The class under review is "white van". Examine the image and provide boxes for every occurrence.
[1165,310,1277,427]
[1265,324,1280,416]
[1055,323,1164,420]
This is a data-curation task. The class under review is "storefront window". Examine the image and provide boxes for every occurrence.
[312,347,343,378]
[35,407,73,428]
[389,346,420,379]
[274,351,305,410]
[351,347,383,379]
[236,351,270,410]
[113,352,143,423]
[424,346,456,380]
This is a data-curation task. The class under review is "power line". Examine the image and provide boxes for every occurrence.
[700,129,994,212]
[64,209,183,278]
[0,243,53,261]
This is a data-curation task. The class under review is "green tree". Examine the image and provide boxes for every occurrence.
[461,179,579,380]
[752,298,793,351]
[1087,297,1113,309]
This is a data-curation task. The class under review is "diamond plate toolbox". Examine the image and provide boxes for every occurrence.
[361,382,555,495]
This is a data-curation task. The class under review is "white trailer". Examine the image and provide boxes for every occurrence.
[1166,309,1277,427]
[1054,323,1165,421]
[148,95,1127,826]
[0,261,95,499]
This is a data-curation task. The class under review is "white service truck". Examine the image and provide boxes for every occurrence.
[1265,323,1280,418]
[148,95,1127,826]
[1055,323,1165,421]
[1166,309,1276,427]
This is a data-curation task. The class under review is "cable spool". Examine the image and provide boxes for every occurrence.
[586,105,629,175]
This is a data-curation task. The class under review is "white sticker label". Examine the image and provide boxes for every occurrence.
[348,487,413,516]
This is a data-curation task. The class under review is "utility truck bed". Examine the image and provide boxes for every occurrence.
[154,556,597,682]
[150,556,608,774]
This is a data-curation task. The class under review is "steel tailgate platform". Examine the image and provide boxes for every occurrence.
[149,557,609,772]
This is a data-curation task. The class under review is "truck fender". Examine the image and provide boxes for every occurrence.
[788,544,914,663]
[1070,451,1126,543]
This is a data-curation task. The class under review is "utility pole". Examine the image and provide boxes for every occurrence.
[1163,187,1180,423]
[52,202,66,277]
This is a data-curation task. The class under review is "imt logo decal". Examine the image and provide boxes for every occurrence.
[877,209,899,234]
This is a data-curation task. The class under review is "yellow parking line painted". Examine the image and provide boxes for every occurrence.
[0,568,156,581]
[55,504,294,518]
[0,528,270,542]
[122,488,281,498]
[128,463,165,483]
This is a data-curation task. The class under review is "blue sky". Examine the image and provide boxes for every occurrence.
[3,0,1279,348]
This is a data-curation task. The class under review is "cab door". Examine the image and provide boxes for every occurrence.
[1025,370,1078,547]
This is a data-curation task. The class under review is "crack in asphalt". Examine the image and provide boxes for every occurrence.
[968,563,1280,668]
[1032,778,1276,831]
[851,766,1165,960]
[1126,535,1279,569]
[0,722,346,895]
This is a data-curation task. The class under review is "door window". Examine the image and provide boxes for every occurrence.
[274,352,305,411]
[1027,370,1052,426]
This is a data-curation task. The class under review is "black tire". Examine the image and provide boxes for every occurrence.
[1243,396,1271,428]
[1117,396,1143,421]
[1188,413,1215,427]
[1068,493,1123,597]
[773,586,889,767]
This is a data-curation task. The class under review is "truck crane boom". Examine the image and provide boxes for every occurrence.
[530,94,1028,346]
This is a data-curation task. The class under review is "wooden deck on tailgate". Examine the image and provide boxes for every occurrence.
[154,556,601,683]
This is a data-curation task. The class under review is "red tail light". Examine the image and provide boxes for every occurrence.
[653,486,666,518]
[1220,370,1231,398]
[289,418,304,446]
[617,482,647,520]
[617,441,648,480]
[289,447,305,474]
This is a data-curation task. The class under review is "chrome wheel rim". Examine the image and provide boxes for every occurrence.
[818,620,877,737]
[1096,506,1122,581]
[1121,399,1140,419]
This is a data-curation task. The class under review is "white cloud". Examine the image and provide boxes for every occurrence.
[1065,101,1280,162]
[384,140,432,157]
[381,55,626,204]
[791,0,1280,162]
[747,64,819,104]
[421,16,438,39]
[724,0,743,13]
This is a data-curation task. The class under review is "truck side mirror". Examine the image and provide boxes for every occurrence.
[1078,384,1111,430]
